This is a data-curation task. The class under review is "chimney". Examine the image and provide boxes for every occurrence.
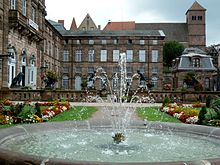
[58,20,64,27]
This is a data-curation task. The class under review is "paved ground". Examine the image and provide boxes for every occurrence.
[70,102,162,126]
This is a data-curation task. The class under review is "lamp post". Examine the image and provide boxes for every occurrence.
[0,45,14,89]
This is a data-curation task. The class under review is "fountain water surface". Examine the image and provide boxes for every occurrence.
[1,53,220,165]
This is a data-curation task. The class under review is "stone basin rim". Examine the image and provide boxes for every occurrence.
[1,121,220,165]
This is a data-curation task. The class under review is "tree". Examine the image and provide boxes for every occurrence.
[163,41,184,67]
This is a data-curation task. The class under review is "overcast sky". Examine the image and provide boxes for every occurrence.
[45,0,220,46]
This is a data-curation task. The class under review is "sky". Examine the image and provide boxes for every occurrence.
[45,0,220,46]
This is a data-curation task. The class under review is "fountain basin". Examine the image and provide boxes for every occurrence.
[1,121,220,165]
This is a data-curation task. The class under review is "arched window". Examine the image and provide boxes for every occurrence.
[75,76,81,90]
[204,77,210,89]
[151,76,158,88]
[192,58,200,67]
[62,76,69,89]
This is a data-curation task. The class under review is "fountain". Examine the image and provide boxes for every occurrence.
[1,53,220,164]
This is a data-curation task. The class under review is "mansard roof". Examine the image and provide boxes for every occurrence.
[135,23,188,42]
[61,30,165,38]
[176,48,216,71]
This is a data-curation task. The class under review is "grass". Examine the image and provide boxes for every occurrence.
[137,107,181,123]
[1,106,181,128]
[49,106,97,122]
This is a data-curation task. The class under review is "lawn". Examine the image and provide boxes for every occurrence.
[0,106,97,128]
[0,106,181,129]
[49,106,97,122]
[137,107,181,123]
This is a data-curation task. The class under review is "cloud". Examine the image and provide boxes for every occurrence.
[45,0,220,45]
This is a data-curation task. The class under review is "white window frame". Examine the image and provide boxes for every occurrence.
[101,40,107,45]
[139,50,146,62]
[152,40,158,45]
[31,6,36,22]
[62,76,69,89]
[63,50,69,61]
[88,49,94,62]
[89,40,94,45]
[100,50,107,62]
[10,0,16,9]
[126,50,133,62]
[75,50,82,62]
[113,50,120,62]
[152,50,158,62]
[140,40,145,45]
[22,0,27,16]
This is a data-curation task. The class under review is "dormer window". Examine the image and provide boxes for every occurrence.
[192,58,200,67]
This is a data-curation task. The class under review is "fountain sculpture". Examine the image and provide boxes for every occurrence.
[1,53,220,165]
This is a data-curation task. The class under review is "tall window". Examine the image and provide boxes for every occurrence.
[152,50,158,62]
[100,50,107,62]
[192,58,200,67]
[126,50,133,62]
[88,49,94,62]
[22,0,27,16]
[31,6,36,22]
[139,50,146,62]
[10,0,16,9]
[62,76,69,89]
[75,76,82,90]
[204,77,210,89]
[63,50,69,61]
[113,50,120,62]
[75,50,82,62]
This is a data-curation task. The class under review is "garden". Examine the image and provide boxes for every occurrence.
[1,95,220,128]
[0,99,97,128]
[138,96,220,127]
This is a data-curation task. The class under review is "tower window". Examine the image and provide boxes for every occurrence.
[198,16,203,21]
[192,16,196,20]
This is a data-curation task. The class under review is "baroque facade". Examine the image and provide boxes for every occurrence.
[0,1,207,91]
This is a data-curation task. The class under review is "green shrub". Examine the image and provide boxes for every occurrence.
[163,96,171,106]
[197,107,207,125]
[206,96,212,108]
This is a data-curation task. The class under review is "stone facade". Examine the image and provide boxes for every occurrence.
[0,1,210,91]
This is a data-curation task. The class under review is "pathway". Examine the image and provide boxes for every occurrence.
[70,102,162,126]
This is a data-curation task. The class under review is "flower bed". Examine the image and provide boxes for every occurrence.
[160,103,200,124]
[0,100,71,125]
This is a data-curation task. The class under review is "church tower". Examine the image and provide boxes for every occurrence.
[186,1,206,50]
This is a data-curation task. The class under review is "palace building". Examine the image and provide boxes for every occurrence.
[0,1,207,91]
